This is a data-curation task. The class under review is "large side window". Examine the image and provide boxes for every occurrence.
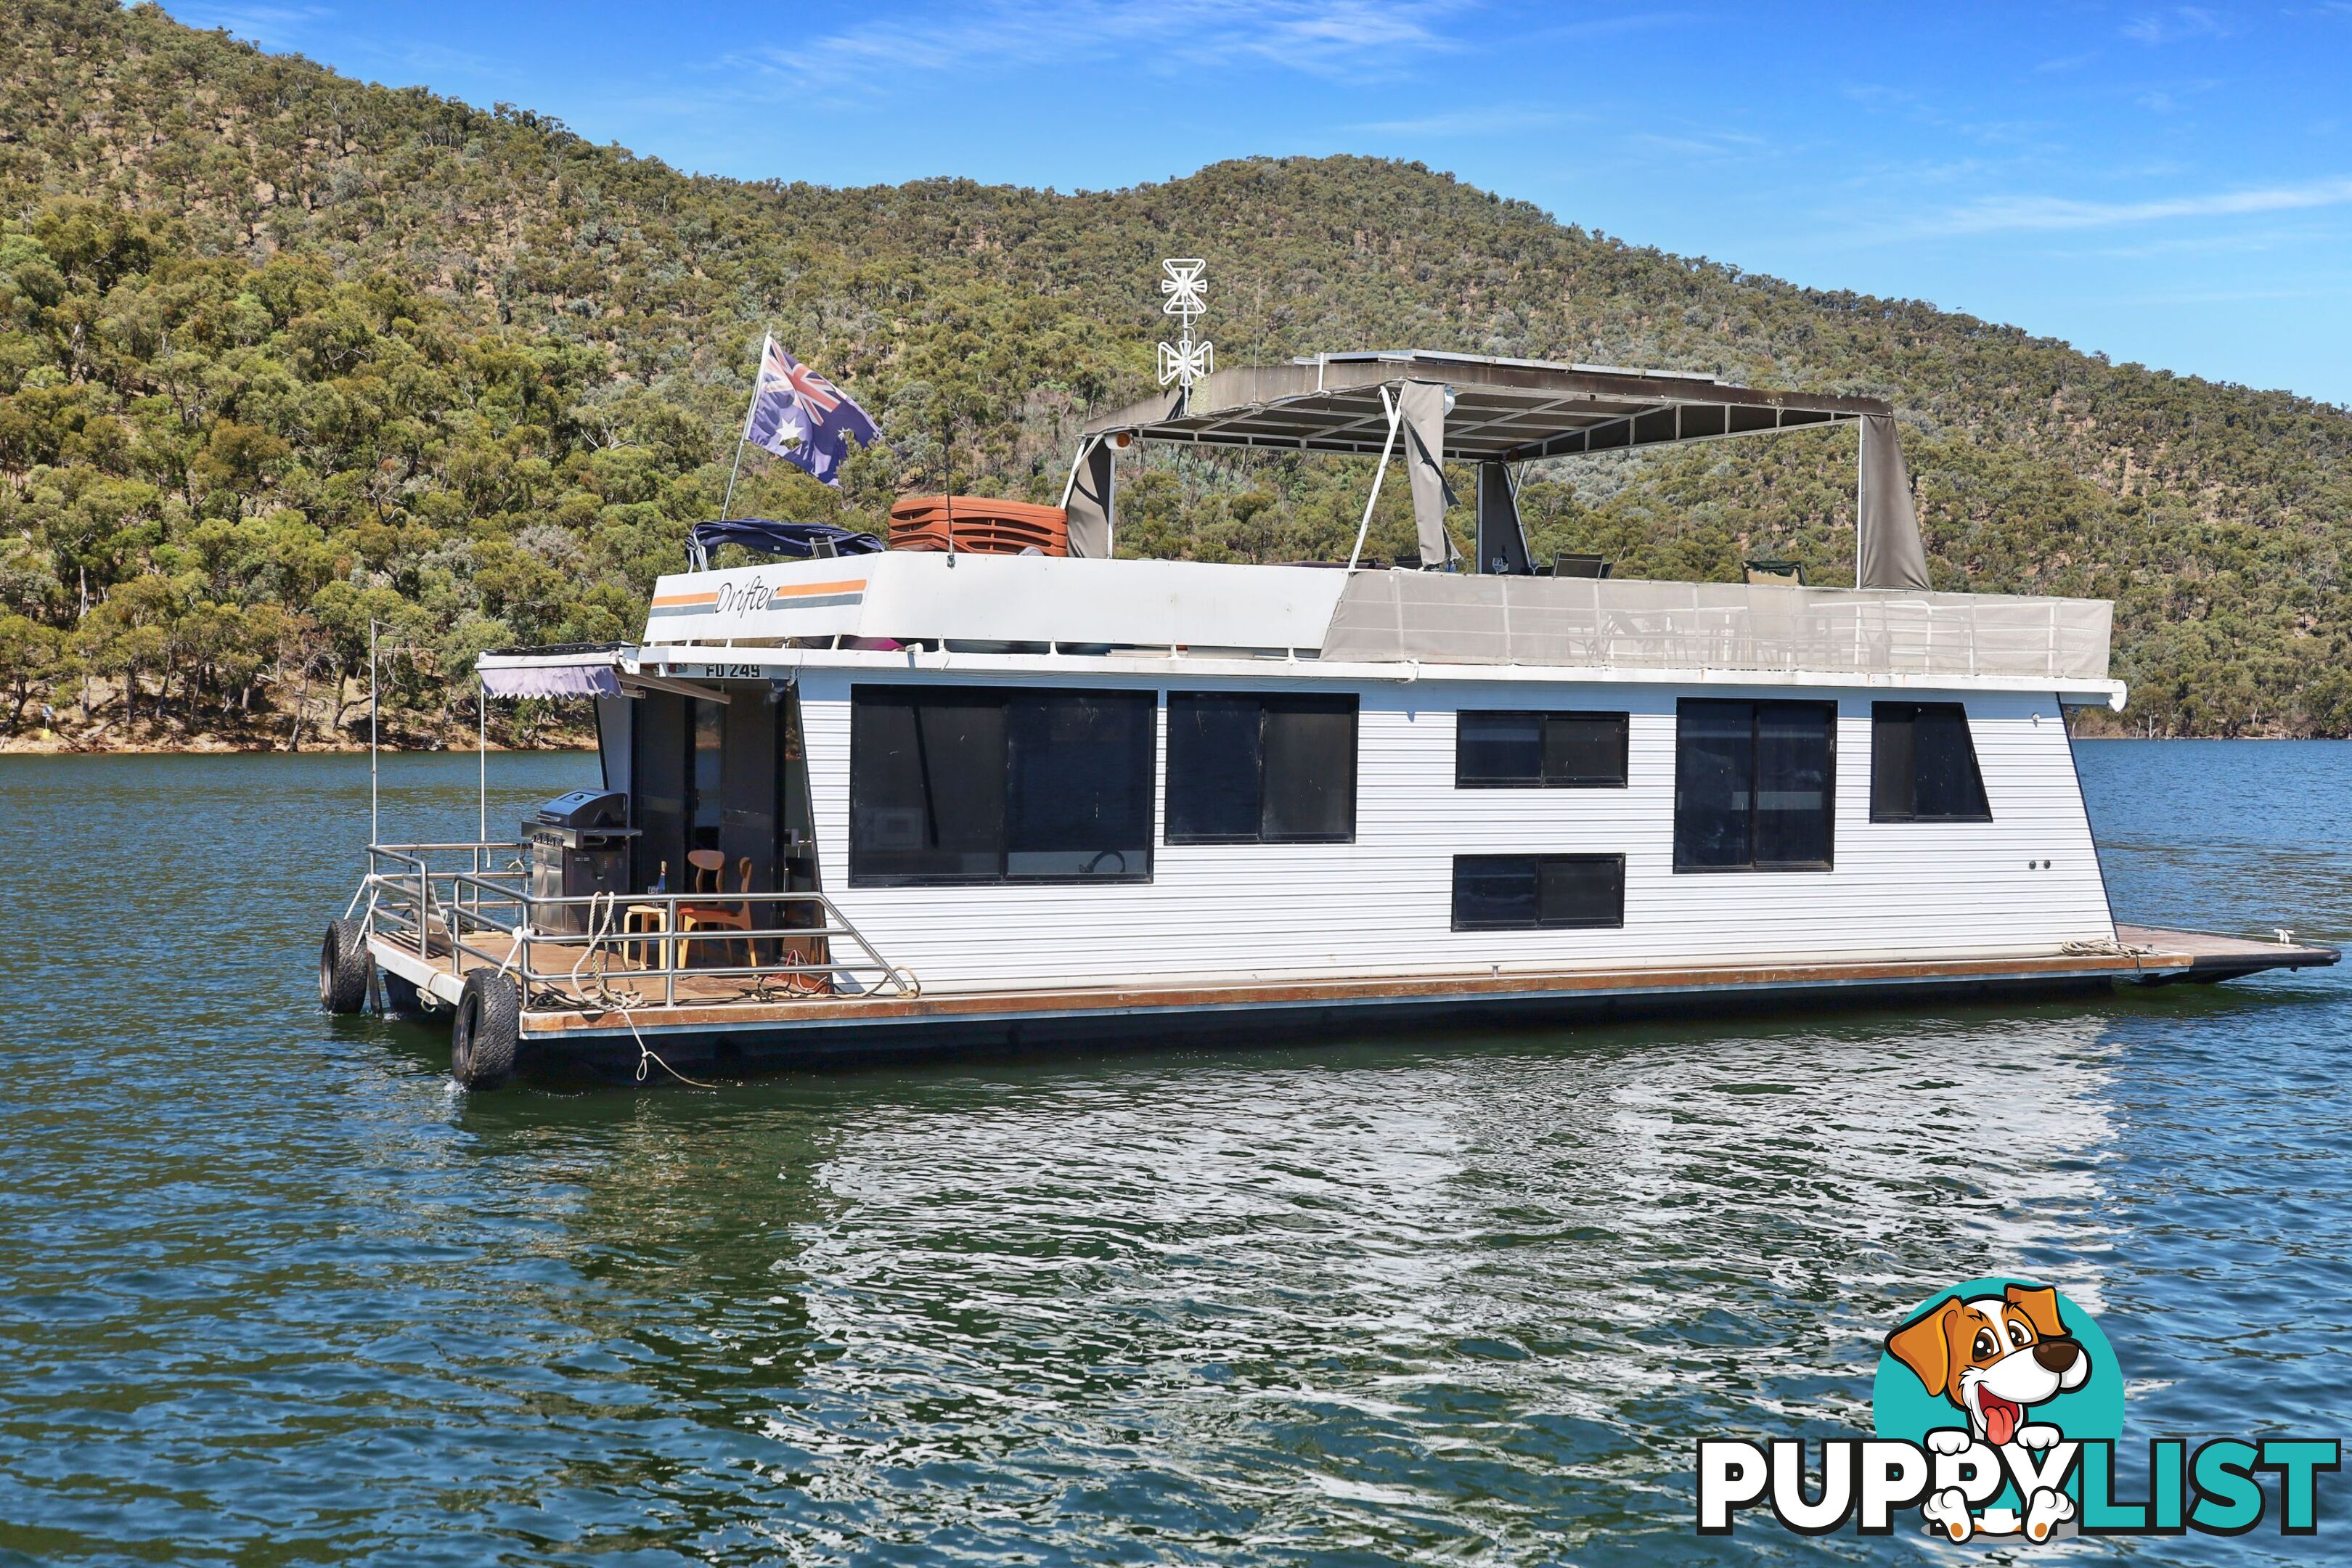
[849,687,1153,885]
[1871,702,1991,822]
[1167,693,1357,844]
[1452,854,1625,930]
[1457,711,1629,788]
[1673,699,1836,871]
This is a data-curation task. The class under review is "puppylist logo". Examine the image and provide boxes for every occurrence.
[1696,1278,2339,1542]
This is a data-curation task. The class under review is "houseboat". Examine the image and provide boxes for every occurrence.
[323,352,2335,1087]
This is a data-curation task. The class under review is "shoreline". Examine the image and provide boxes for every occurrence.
[0,724,595,756]
[2,728,2336,757]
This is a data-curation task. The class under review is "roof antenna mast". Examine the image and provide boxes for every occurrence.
[1157,258,1212,413]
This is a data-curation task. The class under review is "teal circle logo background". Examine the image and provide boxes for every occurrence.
[1872,1278,2126,1457]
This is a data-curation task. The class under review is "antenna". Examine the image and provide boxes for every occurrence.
[1156,258,1213,401]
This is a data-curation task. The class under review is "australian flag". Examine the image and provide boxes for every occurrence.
[741,335,878,486]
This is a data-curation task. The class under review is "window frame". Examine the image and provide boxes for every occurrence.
[1165,691,1358,846]
[1450,853,1628,931]
[1671,698,1838,874]
[848,684,1156,888]
[1869,701,1993,824]
[1454,710,1630,789]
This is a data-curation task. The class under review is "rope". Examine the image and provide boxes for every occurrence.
[565,890,720,1089]
[2062,937,2157,957]
[2062,935,2155,981]
[618,1000,721,1090]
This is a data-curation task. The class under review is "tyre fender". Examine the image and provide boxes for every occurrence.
[319,918,373,1014]
[450,971,521,1090]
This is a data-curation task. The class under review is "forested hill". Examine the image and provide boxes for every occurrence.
[3,0,2349,743]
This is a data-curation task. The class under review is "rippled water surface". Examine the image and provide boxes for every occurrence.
[3,741,2348,1564]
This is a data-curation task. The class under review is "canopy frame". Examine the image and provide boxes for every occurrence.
[1076,350,1925,589]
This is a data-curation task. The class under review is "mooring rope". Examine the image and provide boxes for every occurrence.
[559,890,720,1090]
[2061,934,2155,981]
[2061,937,2157,957]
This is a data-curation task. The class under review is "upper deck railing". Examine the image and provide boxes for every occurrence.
[1320,573,2112,683]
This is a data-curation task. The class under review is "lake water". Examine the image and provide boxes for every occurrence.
[1,741,2347,1565]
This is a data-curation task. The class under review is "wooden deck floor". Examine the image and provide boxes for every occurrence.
[369,921,2336,1046]
[2115,923,2334,972]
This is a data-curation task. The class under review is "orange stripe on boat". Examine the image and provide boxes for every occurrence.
[769,580,866,601]
[650,590,719,608]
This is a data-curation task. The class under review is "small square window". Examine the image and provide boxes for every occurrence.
[1168,693,1357,844]
[1452,854,1625,930]
[1457,711,1628,788]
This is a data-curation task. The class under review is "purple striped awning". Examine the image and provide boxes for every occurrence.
[476,653,624,698]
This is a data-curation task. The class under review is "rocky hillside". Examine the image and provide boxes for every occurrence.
[3,0,2348,743]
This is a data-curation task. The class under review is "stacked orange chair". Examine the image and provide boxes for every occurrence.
[888,495,1069,556]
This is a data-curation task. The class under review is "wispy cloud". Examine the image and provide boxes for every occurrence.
[1625,128,1770,160]
[2033,50,2102,74]
[1914,175,2352,237]
[1348,105,1572,137]
[2122,5,2235,44]
[166,1,492,80]
[735,0,1471,94]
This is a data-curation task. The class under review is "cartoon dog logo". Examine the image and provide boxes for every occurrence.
[1885,1283,2091,1542]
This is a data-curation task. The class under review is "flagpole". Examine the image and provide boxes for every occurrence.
[719,440,748,521]
[719,334,769,520]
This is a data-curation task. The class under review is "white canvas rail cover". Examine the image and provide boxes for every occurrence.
[1320,573,2112,683]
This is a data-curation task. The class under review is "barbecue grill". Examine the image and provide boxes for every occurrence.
[525,791,634,932]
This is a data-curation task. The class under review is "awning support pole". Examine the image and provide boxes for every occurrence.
[368,618,378,849]
[1345,387,1402,572]
[477,674,487,864]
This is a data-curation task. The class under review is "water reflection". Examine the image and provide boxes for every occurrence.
[399,1007,2131,1560]
[4,746,2347,1566]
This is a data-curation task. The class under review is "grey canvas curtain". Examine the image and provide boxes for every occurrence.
[1475,461,1533,575]
[1857,414,1931,592]
[1397,380,1459,569]
[1064,436,1116,559]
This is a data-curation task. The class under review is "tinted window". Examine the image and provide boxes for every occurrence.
[1452,854,1625,930]
[1167,693,1357,844]
[1457,711,1628,787]
[1673,700,1756,870]
[851,687,1151,884]
[1673,700,1835,871]
[1755,702,1833,865]
[1871,702,1991,822]
[850,690,1005,882]
[1458,712,1542,785]
[1262,696,1356,841]
[1545,714,1628,786]
[1166,694,1262,841]
[1006,691,1156,878]
[1539,856,1624,927]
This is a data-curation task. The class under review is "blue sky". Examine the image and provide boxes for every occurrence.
[164,1,2352,405]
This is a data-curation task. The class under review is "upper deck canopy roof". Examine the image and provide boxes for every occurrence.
[1084,351,1891,460]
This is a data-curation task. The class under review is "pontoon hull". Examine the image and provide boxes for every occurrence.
[365,925,2335,1082]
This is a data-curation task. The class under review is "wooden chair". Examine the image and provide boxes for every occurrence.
[677,850,754,968]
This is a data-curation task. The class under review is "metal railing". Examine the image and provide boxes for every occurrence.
[354,841,919,1013]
